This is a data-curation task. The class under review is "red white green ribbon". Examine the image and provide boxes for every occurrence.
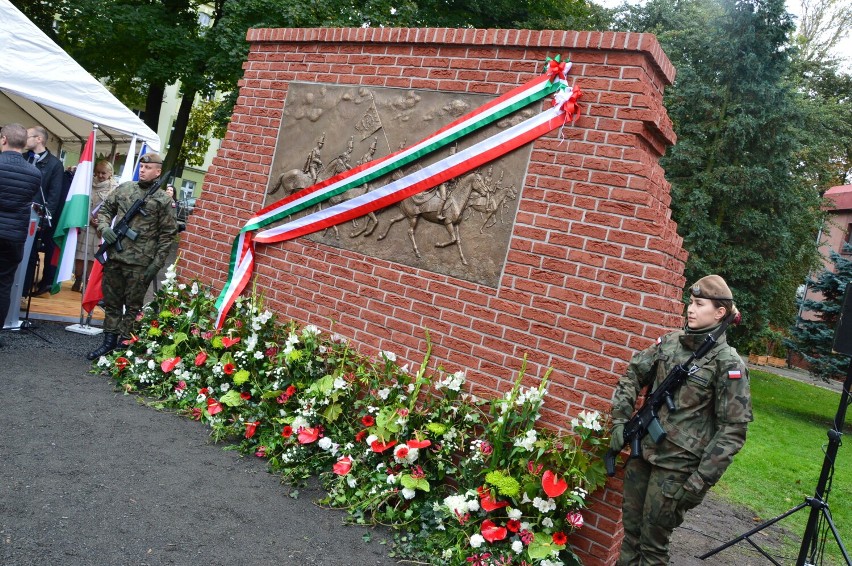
[214,59,580,328]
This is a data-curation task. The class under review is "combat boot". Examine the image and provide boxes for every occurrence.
[86,333,118,361]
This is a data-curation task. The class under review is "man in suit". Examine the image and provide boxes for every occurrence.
[22,125,64,296]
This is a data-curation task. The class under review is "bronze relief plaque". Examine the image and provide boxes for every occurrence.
[266,82,537,288]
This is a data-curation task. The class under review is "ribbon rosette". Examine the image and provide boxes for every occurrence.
[544,54,571,82]
[552,85,582,124]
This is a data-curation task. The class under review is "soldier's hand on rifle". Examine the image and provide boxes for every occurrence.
[143,264,159,285]
[609,423,625,452]
[101,227,118,244]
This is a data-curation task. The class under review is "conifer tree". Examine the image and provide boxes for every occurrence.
[787,246,852,381]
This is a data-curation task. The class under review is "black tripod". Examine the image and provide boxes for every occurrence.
[699,364,851,565]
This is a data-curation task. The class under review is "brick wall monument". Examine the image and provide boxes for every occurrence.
[178,27,684,565]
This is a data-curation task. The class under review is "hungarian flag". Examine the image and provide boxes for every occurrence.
[51,131,94,294]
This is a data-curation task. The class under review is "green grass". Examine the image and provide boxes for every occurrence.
[713,370,852,564]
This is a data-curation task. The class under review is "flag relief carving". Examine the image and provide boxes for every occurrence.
[266,82,531,287]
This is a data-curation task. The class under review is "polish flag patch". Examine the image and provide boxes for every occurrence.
[728,369,742,380]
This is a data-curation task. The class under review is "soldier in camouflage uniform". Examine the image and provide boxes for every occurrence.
[610,274,752,565]
[86,153,177,360]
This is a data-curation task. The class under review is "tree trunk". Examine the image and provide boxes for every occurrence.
[164,89,197,175]
[144,83,165,133]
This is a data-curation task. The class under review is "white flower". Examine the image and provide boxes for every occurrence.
[401,487,416,500]
[303,324,319,336]
[443,494,470,515]
[442,549,453,559]
[437,370,465,391]
[317,437,333,451]
[254,351,264,360]
[512,540,524,554]
[387,474,397,485]
[542,517,554,528]
[366,434,378,446]
[466,498,480,512]
[377,388,391,400]
[333,376,347,390]
[380,350,397,362]
[513,429,537,451]
[290,416,309,432]
[533,497,557,513]
[469,534,485,548]
[147,359,156,370]
[346,476,357,488]
[571,409,602,432]
[393,445,419,465]
[507,507,522,520]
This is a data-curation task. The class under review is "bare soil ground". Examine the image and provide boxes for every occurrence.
[0,321,795,565]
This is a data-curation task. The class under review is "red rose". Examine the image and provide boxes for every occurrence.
[281,425,293,438]
[361,415,375,427]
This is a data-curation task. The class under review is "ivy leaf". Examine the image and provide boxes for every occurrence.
[400,474,430,492]
[322,403,342,423]
[219,389,244,407]
[528,532,565,559]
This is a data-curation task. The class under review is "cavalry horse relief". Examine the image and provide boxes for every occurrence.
[377,172,490,265]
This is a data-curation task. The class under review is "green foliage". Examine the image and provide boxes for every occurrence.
[786,246,852,381]
[96,262,610,565]
[613,0,828,345]
[717,370,852,565]
[180,98,223,166]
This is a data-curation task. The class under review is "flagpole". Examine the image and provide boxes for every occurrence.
[66,124,102,336]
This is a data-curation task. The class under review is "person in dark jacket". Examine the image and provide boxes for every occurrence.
[0,124,42,333]
[22,125,65,296]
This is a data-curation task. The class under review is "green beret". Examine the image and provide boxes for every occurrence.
[690,274,733,301]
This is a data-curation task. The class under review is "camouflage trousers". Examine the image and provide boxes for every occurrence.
[102,262,147,337]
[617,458,703,566]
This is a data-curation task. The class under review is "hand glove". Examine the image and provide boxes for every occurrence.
[674,485,704,509]
[101,227,118,244]
[609,423,625,452]
[143,264,160,285]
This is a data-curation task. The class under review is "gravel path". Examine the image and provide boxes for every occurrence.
[0,321,395,566]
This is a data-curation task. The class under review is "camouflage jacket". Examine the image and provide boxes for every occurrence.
[96,180,177,268]
[611,327,752,492]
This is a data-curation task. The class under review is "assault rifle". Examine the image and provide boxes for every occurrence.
[94,172,170,265]
[605,310,740,476]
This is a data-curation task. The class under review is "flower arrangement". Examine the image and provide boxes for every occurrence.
[98,263,611,565]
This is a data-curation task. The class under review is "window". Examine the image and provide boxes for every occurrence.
[180,180,195,200]
[844,224,852,253]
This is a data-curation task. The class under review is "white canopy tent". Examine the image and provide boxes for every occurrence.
[0,0,160,157]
